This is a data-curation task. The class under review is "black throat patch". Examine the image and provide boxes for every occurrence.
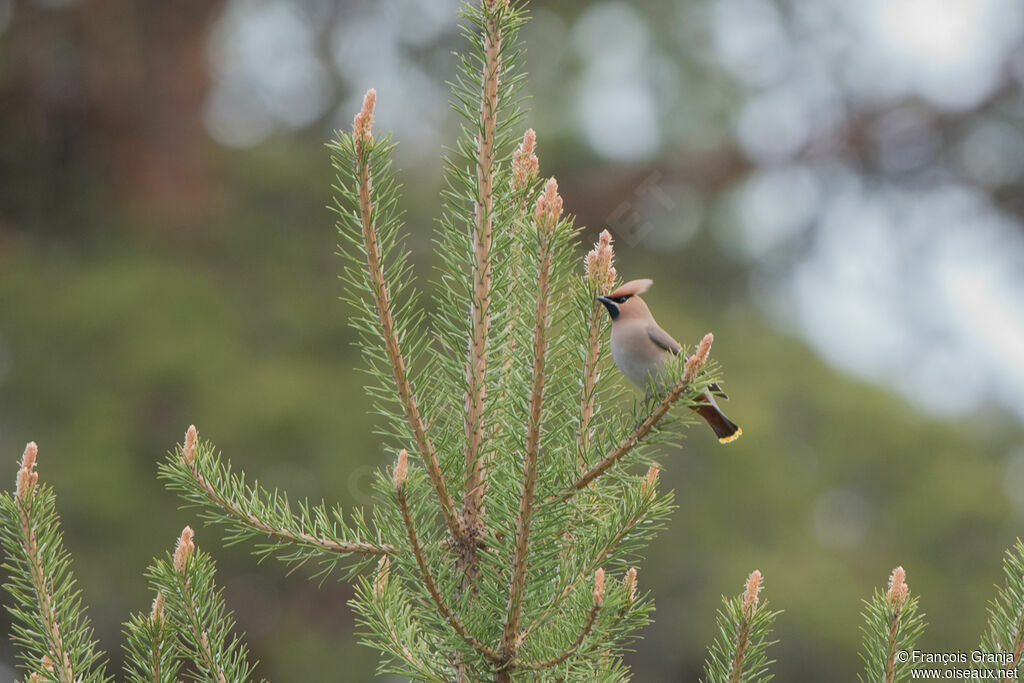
[597,298,619,320]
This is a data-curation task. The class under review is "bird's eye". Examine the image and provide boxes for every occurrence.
[615,296,630,304]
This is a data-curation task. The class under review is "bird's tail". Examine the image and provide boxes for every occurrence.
[692,394,742,444]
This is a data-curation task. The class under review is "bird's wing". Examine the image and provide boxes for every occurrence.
[647,323,730,398]
[646,323,682,355]
[709,382,728,399]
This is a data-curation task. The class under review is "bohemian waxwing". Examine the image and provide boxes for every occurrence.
[597,278,741,444]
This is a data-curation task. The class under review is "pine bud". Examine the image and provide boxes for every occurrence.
[151,592,166,625]
[535,177,563,228]
[393,449,408,492]
[683,333,714,384]
[742,569,763,617]
[640,466,659,497]
[887,566,909,611]
[15,441,39,501]
[173,526,195,574]
[623,567,638,606]
[353,88,377,149]
[593,568,606,607]
[512,129,539,191]
[584,229,617,294]
[373,556,390,599]
[182,425,198,465]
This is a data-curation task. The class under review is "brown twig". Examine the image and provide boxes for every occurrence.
[460,0,505,569]
[577,332,715,499]
[884,611,900,683]
[552,376,696,503]
[727,616,753,683]
[556,331,713,503]
[393,456,503,665]
[352,92,463,544]
[498,178,561,672]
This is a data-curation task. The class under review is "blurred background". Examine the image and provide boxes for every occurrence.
[2,0,1024,679]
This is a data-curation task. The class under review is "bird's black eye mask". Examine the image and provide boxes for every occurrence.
[612,295,631,304]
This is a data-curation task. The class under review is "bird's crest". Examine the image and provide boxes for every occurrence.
[608,278,653,298]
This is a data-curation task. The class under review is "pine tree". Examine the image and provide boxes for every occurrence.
[4,3,1024,682]
[162,0,724,678]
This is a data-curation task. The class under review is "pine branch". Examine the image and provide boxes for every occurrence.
[553,336,715,503]
[702,570,779,683]
[392,452,503,666]
[150,527,259,682]
[579,568,640,660]
[161,426,392,580]
[577,230,617,470]
[498,179,562,671]
[858,566,926,683]
[347,92,464,545]
[0,443,108,683]
[979,539,1024,680]
[516,569,604,671]
[123,592,181,683]
[495,129,540,413]
[460,0,508,552]
[525,473,662,643]
[352,555,455,682]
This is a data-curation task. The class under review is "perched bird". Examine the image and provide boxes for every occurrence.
[597,278,742,444]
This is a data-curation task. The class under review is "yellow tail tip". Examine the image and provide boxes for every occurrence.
[718,427,742,444]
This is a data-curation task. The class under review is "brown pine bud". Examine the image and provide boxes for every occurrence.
[535,177,563,228]
[173,526,195,574]
[393,449,408,492]
[593,568,606,607]
[512,129,539,191]
[15,442,39,501]
[887,566,909,610]
[623,567,638,606]
[742,569,763,617]
[353,89,377,149]
[183,425,198,465]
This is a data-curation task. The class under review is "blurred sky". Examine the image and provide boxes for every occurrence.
[194,0,1024,423]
